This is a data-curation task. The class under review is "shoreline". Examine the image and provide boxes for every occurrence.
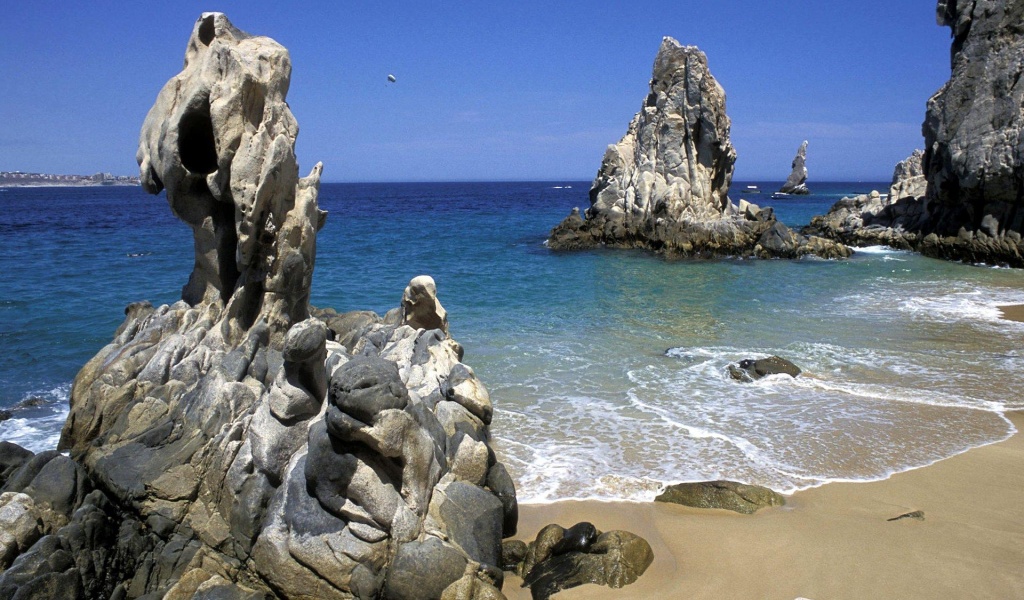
[505,411,1024,599]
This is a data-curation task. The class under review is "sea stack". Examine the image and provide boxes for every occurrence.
[778,141,811,195]
[0,14,518,599]
[808,1,1024,266]
[548,37,848,259]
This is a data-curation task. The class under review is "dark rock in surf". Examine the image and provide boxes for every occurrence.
[728,356,802,382]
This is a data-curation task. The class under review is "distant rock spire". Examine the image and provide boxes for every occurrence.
[778,141,810,195]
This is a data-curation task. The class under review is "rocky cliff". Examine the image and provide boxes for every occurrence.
[548,37,848,260]
[0,14,518,599]
[778,141,811,195]
[809,1,1024,266]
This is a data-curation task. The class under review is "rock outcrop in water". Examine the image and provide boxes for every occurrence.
[548,37,849,260]
[778,141,811,195]
[809,1,1024,266]
[0,13,521,599]
[805,150,930,250]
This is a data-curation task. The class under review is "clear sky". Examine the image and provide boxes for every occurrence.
[1,1,951,182]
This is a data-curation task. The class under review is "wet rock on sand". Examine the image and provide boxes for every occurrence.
[655,480,786,514]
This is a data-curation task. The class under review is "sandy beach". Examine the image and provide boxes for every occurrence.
[999,304,1024,323]
[506,411,1024,599]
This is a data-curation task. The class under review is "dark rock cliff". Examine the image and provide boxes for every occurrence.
[809,1,1024,266]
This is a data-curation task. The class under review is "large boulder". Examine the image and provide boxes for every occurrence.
[1,13,517,600]
[778,140,811,195]
[548,37,848,260]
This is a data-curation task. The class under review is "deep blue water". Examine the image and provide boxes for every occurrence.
[3,182,1024,501]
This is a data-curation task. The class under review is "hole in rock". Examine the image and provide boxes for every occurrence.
[178,107,218,175]
[198,15,216,46]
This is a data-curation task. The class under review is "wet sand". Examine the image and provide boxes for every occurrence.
[505,411,1024,599]
[999,304,1024,323]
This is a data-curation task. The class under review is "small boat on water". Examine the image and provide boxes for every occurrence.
[744,185,761,194]
[771,192,791,199]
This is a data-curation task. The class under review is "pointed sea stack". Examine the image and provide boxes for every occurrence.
[548,37,848,260]
[808,1,1024,267]
[0,13,521,599]
[778,140,811,195]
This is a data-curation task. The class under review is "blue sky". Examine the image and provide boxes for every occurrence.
[1,1,950,182]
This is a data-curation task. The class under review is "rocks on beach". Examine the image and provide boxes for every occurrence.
[547,37,849,260]
[778,141,811,195]
[655,480,786,514]
[506,522,654,600]
[807,1,1024,267]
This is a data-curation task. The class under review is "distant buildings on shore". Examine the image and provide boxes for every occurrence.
[0,171,140,187]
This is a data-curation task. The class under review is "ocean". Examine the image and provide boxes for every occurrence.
[3,181,1023,503]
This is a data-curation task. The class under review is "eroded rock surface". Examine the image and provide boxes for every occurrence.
[548,37,848,260]
[778,141,811,195]
[0,13,516,599]
[808,1,1024,267]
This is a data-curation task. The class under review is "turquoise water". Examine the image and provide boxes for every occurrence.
[3,182,1024,502]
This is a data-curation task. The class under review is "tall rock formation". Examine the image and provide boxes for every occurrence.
[0,14,519,599]
[809,1,1024,266]
[778,141,811,195]
[548,37,848,260]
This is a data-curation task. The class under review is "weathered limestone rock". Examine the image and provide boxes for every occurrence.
[0,493,42,570]
[403,275,449,336]
[1,13,517,600]
[778,140,811,195]
[808,2,1024,267]
[889,148,928,202]
[548,37,848,260]
[655,480,785,514]
[509,523,654,600]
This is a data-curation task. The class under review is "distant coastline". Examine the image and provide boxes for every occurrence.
[0,171,139,188]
